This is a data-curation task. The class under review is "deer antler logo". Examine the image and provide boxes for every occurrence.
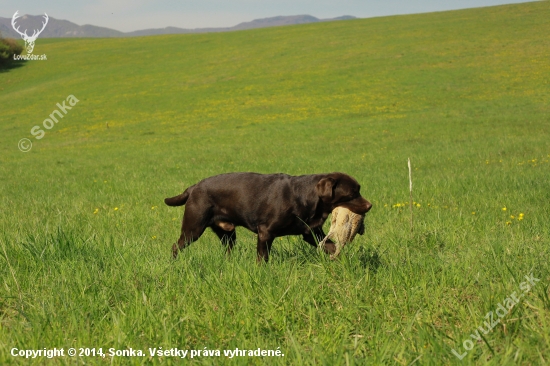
[11,11,49,54]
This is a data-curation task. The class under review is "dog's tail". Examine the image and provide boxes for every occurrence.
[164,187,192,207]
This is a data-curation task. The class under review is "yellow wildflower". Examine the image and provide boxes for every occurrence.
[502,207,507,211]
[114,207,119,211]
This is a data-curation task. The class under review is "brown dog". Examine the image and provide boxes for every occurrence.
[165,172,372,262]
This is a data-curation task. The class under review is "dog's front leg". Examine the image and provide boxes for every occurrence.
[303,227,336,255]
[256,226,274,263]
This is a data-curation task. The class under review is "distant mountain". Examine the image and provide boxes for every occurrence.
[0,14,357,39]
[232,15,324,30]
[0,14,124,38]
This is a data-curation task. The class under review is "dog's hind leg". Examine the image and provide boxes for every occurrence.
[211,225,237,254]
[172,199,209,259]
[172,226,205,258]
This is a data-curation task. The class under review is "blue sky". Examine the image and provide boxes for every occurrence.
[3,0,536,32]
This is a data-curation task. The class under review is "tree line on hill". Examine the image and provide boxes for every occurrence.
[0,31,23,65]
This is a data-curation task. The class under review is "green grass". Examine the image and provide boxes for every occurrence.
[1,2,550,365]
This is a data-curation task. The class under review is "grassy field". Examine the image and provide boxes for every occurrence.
[1,1,550,364]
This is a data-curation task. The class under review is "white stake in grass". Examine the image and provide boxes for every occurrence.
[408,158,413,237]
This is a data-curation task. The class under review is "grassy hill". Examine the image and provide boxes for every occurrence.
[1,2,549,365]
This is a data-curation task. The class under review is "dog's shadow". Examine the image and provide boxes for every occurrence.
[271,238,319,265]
[353,245,383,273]
[270,237,383,273]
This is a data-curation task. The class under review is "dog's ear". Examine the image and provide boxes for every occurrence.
[332,177,355,203]
[316,177,335,203]
[332,184,347,203]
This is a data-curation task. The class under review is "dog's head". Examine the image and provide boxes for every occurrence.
[316,173,372,215]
